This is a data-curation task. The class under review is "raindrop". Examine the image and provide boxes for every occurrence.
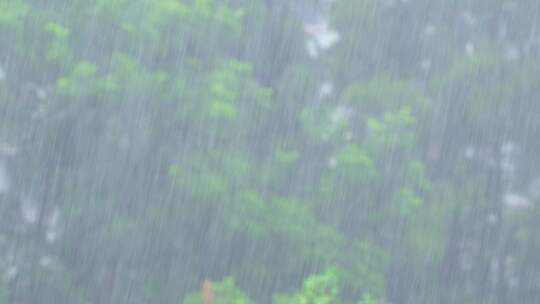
[385,0,397,7]
[3,266,17,283]
[306,40,319,59]
[505,45,520,61]
[499,24,508,40]
[0,162,10,195]
[304,21,340,50]
[504,193,531,209]
[464,145,476,159]
[0,143,18,157]
[319,82,334,98]
[424,24,436,37]
[46,228,61,243]
[21,197,39,225]
[328,157,337,168]
[39,256,53,268]
[331,105,354,124]
[487,213,498,224]
[460,11,478,27]
[465,42,475,56]
[344,131,353,141]
[420,59,431,71]
[502,1,518,12]
[528,177,540,199]
[36,88,47,100]
[501,141,516,155]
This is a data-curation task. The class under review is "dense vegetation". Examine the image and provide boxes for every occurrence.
[1,0,540,303]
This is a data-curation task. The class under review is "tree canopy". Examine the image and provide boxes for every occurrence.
[0,0,539,303]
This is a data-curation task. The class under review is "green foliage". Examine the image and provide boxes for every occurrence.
[183,277,253,304]
[0,1,28,26]
[0,0,539,304]
[358,293,376,304]
[44,22,73,64]
[273,268,341,304]
[342,77,429,116]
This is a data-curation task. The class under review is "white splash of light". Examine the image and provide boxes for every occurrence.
[319,82,333,98]
[304,21,340,51]
[0,65,5,81]
[316,30,340,49]
[504,193,531,209]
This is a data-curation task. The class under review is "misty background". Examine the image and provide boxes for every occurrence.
[1,0,540,303]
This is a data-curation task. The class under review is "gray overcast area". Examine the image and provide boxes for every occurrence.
[1,0,540,303]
